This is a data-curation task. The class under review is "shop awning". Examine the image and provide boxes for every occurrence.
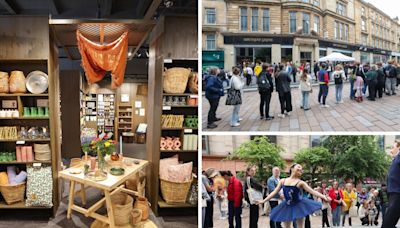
[202,50,224,71]
[319,52,355,62]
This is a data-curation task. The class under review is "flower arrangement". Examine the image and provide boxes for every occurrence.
[82,134,117,158]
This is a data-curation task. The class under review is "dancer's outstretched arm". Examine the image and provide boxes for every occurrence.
[299,181,329,201]
[257,179,284,204]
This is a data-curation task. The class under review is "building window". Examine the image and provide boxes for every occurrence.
[313,0,320,6]
[289,12,297,33]
[372,24,374,34]
[345,24,349,41]
[206,34,216,50]
[313,16,319,34]
[334,21,338,39]
[302,13,310,34]
[302,0,310,3]
[336,2,347,16]
[262,9,270,32]
[361,19,366,31]
[251,8,258,31]
[339,23,343,40]
[240,7,248,31]
[361,7,365,16]
[362,34,368,46]
[205,8,216,24]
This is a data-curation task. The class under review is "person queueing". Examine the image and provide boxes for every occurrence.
[384,60,397,96]
[205,67,224,129]
[299,71,312,110]
[257,64,274,120]
[267,167,283,228]
[319,182,331,228]
[366,65,378,101]
[229,66,244,127]
[202,168,218,228]
[221,170,243,228]
[258,164,329,228]
[244,166,263,228]
[378,183,389,223]
[275,64,293,118]
[342,183,357,227]
[328,181,343,227]
[381,140,400,228]
[333,65,346,104]
[376,62,386,99]
[318,63,330,108]
[313,61,320,82]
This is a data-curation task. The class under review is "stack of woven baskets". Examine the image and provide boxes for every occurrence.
[34,143,51,161]
[163,68,198,94]
[109,192,150,226]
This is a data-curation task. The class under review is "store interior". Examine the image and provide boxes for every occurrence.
[0,0,198,227]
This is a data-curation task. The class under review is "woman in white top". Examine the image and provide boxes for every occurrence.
[299,71,312,110]
[333,65,346,103]
[230,66,244,127]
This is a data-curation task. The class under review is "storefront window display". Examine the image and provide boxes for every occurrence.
[361,52,370,64]
[254,47,272,63]
[282,47,293,63]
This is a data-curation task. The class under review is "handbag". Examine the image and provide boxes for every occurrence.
[246,177,263,205]
[225,78,242,105]
[349,203,358,217]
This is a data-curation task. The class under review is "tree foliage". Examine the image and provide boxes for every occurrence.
[228,136,285,182]
[322,135,391,184]
[294,147,333,185]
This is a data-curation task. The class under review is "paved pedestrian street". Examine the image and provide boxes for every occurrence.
[202,83,400,132]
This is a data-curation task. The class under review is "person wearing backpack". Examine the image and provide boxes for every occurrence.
[205,67,224,129]
[318,63,330,107]
[300,71,312,110]
[229,67,244,127]
[257,64,274,120]
[275,64,293,118]
[376,62,386,98]
[333,65,346,104]
[384,60,397,96]
[366,65,378,101]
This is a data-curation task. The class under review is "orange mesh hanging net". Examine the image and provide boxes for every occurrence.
[77,30,128,88]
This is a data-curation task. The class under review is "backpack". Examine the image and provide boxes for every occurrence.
[385,65,396,78]
[258,73,271,92]
[334,72,343,84]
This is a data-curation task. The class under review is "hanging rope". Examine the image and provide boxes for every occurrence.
[77,29,129,88]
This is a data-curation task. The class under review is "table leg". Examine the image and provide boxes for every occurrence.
[80,183,87,206]
[67,180,76,219]
[104,190,116,228]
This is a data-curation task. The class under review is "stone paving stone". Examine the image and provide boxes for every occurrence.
[203,83,400,131]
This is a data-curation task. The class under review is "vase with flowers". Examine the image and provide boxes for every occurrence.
[81,134,117,181]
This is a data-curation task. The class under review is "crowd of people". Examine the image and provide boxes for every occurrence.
[204,59,400,129]
[201,141,400,228]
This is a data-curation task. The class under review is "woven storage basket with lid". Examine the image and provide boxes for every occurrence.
[163,68,191,94]
[160,177,192,204]
[0,182,26,204]
[34,143,51,161]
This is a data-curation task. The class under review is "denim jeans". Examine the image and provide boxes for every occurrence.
[386,77,397,94]
[350,78,355,99]
[217,198,228,218]
[363,80,368,95]
[301,91,310,109]
[231,105,241,125]
[335,84,343,102]
[318,84,329,105]
[332,206,342,226]
[381,203,387,221]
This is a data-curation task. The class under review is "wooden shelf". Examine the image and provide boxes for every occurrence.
[162,105,198,108]
[162,127,198,130]
[0,200,50,209]
[0,117,49,120]
[163,93,197,96]
[160,150,197,153]
[0,93,48,97]
[0,138,51,142]
[158,199,197,208]
[0,160,51,164]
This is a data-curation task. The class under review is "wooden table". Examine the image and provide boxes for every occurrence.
[59,158,149,228]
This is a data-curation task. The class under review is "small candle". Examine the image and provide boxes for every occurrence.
[119,136,123,156]
[26,146,33,161]
[21,146,27,162]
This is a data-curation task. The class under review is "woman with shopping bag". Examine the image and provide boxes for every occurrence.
[342,183,358,226]
[244,166,263,228]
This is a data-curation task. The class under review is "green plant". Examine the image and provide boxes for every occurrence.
[228,136,285,182]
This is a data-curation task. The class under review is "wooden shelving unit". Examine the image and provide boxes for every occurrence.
[116,104,133,138]
[158,198,197,208]
[0,200,51,209]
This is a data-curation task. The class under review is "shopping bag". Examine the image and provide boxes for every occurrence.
[246,177,263,205]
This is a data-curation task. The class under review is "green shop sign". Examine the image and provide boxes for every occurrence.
[202,51,224,71]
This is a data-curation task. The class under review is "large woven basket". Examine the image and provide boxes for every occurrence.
[188,72,198,94]
[160,177,192,204]
[109,192,133,226]
[34,143,51,161]
[163,68,191,94]
[0,182,26,205]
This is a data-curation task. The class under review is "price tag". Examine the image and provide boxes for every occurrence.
[184,129,193,133]
[164,59,173,63]
[189,95,199,98]
[16,141,25,145]
[33,163,42,167]
[162,106,171,110]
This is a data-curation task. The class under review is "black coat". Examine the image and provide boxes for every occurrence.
[275,71,291,94]
[244,176,263,203]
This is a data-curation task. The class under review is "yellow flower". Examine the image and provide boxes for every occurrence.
[105,142,111,147]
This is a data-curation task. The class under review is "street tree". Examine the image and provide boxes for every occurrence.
[294,146,333,186]
[228,136,285,182]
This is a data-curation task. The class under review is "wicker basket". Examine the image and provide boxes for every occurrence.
[0,182,26,205]
[188,72,198,94]
[109,192,133,226]
[160,177,192,204]
[34,143,51,161]
[163,68,191,94]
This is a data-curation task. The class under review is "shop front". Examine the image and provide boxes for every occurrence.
[0,1,198,227]
[202,50,224,71]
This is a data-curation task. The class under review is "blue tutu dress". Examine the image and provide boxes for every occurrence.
[270,182,322,222]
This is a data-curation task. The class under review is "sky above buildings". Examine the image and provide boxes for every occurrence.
[365,0,400,19]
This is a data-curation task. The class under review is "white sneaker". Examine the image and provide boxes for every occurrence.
[278,114,285,118]
[339,100,344,104]
[231,123,240,127]
[286,112,291,116]
[238,118,243,122]
[322,104,330,108]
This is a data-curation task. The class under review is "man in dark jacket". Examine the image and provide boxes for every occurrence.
[205,67,224,129]
[378,183,389,222]
[222,170,243,228]
[382,140,400,228]
[366,65,378,101]
[275,64,292,118]
[376,63,386,98]
[384,60,397,96]
[313,61,320,81]
[257,64,274,120]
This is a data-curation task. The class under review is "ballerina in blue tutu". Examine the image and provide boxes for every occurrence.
[257,163,331,228]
